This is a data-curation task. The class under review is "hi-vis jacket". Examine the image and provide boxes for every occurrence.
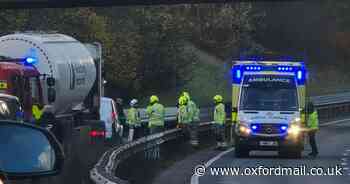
[146,103,165,128]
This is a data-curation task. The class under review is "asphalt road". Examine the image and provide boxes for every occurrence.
[195,121,350,184]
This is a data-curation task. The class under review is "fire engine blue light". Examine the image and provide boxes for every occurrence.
[24,57,37,65]
[257,66,261,70]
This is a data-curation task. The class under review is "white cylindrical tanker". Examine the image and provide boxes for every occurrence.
[0,33,97,115]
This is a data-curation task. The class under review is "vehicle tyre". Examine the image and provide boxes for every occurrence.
[235,138,249,158]
[279,149,301,159]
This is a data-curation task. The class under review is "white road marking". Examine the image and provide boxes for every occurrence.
[341,158,348,161]
[320,118,350,126]
[190,117,350,184]
[191,147,235,184]
[343,167,349,170]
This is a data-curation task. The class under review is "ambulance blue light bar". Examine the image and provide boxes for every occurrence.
[232,64,307,84]
[277,66,293,71]
[245,66,262,71]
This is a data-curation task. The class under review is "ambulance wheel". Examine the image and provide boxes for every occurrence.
[235,140,249,158]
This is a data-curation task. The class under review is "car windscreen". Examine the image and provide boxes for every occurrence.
[240,74,298,111]
[0,98,21,120]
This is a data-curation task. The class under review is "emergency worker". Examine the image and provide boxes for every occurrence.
[213,95,226,149]
[32,101,43,124]
[177,96,192,143]
[127,99,141,142]
[181,91,200,146]
[307,101,319,157]
[146,95,165,159]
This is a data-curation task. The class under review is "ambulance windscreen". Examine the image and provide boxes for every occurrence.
[240,75,298,111]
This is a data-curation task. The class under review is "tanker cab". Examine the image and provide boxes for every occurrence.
[232,62,306,138]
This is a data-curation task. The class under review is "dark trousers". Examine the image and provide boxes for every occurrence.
[308,131,318,154]
[145,126,164,160]
[214,124,225,142]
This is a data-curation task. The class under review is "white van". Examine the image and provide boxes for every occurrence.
[100,97,122,139]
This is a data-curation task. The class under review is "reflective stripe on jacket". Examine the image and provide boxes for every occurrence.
[232,111,238,123]
[32,105,43,121]
[178,105,191,124]
[214,103,226,125]
[146,103,165,128]
[188,100,200,122]
[127,107,141,126]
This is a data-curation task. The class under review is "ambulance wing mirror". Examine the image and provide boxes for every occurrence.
[48,87,56,103]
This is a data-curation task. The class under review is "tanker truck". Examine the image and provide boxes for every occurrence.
[0,32,103,135]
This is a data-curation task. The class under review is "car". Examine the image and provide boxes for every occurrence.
[0,120,64,182]
[99,97,122,139]
[0,94,23,122]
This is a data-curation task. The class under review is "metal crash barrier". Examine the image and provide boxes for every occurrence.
[91,92,350,184]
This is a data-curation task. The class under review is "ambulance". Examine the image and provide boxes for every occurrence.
[232,59,307,158]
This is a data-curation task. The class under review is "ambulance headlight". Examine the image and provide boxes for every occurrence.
[287,123,301,135]
[292,117,301,123]
[237,122,251,136]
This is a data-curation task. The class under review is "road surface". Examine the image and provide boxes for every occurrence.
[194,121,350,184]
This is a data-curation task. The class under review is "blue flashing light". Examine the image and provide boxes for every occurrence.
[245,65,262,71]
[250,124,260,133]
[280,125,288,131]
[236,69,241,79]
[297,70,302,80]
[251,125,258,130]
[277,66,295,72]
[232,66,243,84]
[295,67,306,85]
[24,57,37,65]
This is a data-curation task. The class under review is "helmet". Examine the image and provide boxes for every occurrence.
[213,95,223,103]
[182,91,190,101]
[178,96,188,106]
[150,95,159,103]
[130,99,138,106]
[116,98,123,105]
